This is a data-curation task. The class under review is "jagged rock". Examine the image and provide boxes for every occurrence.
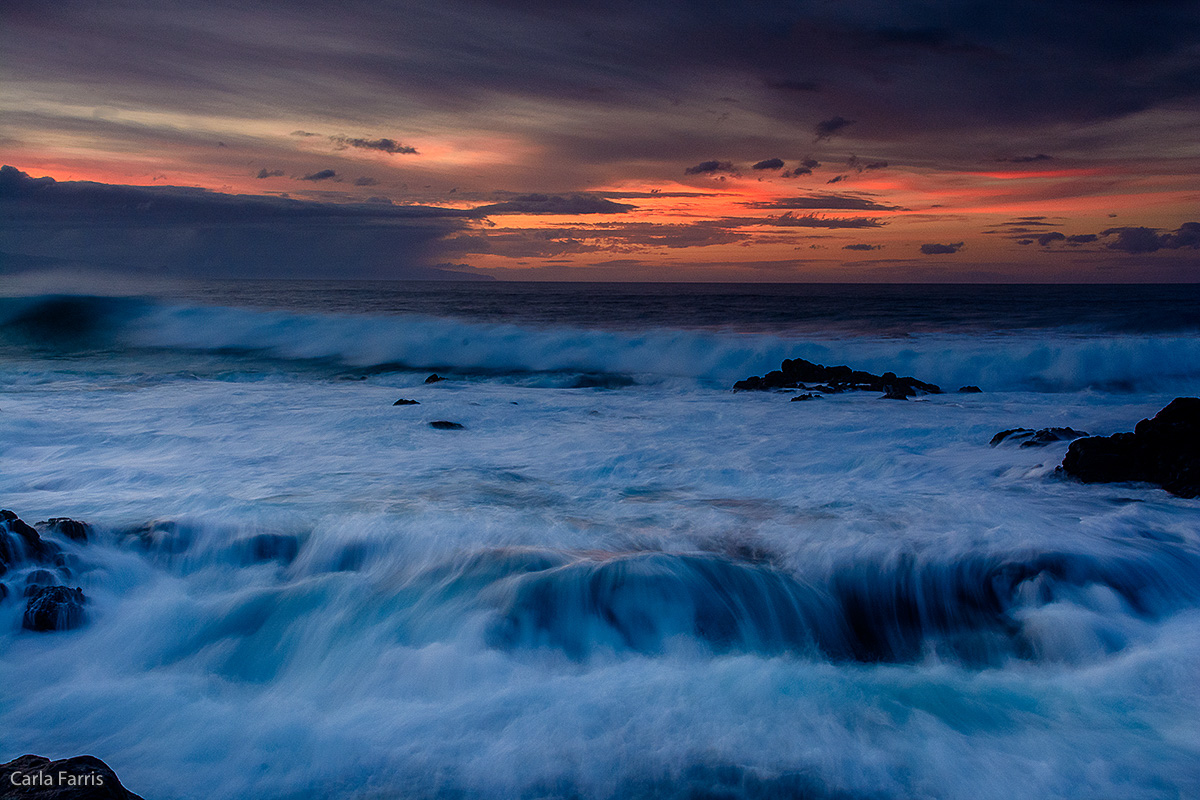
[22,585,86,632]
[1060,397,1200,497]
[424,373,445,384]
[991,427,1088,448]
[789,393,821,402]
[37,518,90,543]
[392,398,420,406]
[734,358,940,398]
[0,754,144,799]
[958,386,983,393]
[430,420,465,430]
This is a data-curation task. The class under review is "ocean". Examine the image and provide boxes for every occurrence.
[2,281,1199,799]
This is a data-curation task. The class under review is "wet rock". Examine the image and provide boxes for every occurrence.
[424,373,445,384]
[991,427,1088,447]
[958,385,983,393]
[236,533,300,565]
[37,518,90,543]
[0,754,145,799]
[22,585,86,632]
[392,398,420,406]
[430,420,465,430]
[789,393,821,402]
[1,510,58,577]
[1060,397,1200,497]
[22,569,62,596]
[734,357,940,398]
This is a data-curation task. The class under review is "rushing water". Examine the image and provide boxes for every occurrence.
[1,282,1198,799]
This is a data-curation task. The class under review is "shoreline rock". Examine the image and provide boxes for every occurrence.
[0,754,144,799]
[1059,397,1200,497]
[733,357,941,399]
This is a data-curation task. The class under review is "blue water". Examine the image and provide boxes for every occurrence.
[1,281,1198,799]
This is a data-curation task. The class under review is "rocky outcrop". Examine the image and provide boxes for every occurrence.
[2,510,88,633]
[424,373,445,384]
[392,398,420,406]
[429,420,465,430]
[0,754,144,799]
[958,386,983,393]
[733,357,940,399]
[1060,397,1200,497]
[990,427,1088,448]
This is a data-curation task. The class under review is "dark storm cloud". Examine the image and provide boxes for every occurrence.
[353,176,379,186]
[256,169,284,178]
[5,0,1200,170]
[1102,223,1200,254]
[751,158,785,170]
[1067,234,1098,245]
[744,195,896,211]
[998,154,1053,163]
[1036,232,1066,246]
[685,160,735,175]
[470,194,634,215]
[920,242,964,255]
[0,166,474,279]
[814,116,854,141]
[754,212,883,229]
[329,136,418,155]
[826,175,847,184]
[783,167,811,177]
[843,243,882,251]
[301,169,337,181]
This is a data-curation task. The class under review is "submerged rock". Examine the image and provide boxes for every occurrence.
[958,385,983,393]
[789,393,821,402]
[37,518,91,543]
[424,373,445,384]
[1060,397,1200,497]
[991,427,1088,448]
[22,585,86,632]
[733,357,940,399]
[429,420,465,430]
[0,754,144,799]
[392,398,420,406]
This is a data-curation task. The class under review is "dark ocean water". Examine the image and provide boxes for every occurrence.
[176,281,1200,334]
[1,280,1199,799]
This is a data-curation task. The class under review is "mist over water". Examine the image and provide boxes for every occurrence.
[2,282,1199,799]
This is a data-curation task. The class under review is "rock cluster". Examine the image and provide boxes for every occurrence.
[734,357,941,399]
[1060,397,1200,497]
[1,510,89,633]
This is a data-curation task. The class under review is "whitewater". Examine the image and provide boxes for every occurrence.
[1,282,1199,799]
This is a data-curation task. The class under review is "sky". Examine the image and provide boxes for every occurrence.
[2,0,1199,282]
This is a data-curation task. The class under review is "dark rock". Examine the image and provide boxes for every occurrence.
[1060,397,1200,497]
[22,586,86,632]
[430,420,465,430]
[236,533,300,565]
[958,385,983,393]
[424,373,445,384]
[733,357,940,397]
[0,754,144,799]
[37,518,90,543]
[392,398,420,406]
[991,427,1088,447]
[789,393,821,402]
[125,520,192,555]
[0,583,7,602]
[2,511,58,578]
[882,383,914,400]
